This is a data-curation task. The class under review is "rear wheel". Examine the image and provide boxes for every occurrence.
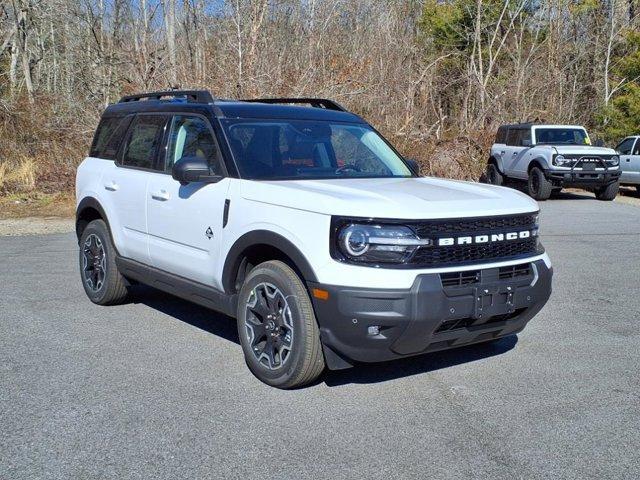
[485,163,504,186]
[527,167,553,201]
[237,260,325,389]
[79,219,129,305]
[595,182,619,201]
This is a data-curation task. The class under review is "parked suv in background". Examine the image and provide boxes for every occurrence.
[76,90,553,388]
[486,123,621,201]
[615,135,640,193]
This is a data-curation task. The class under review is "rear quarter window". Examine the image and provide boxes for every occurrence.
[89,115,132,160]
[495,126,507,144]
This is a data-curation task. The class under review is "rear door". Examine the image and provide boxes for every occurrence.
[146,114,230,289]
[504,128,529,178]
[101,114,168,263]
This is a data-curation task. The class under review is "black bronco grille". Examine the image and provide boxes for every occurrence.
[406,213,542,268]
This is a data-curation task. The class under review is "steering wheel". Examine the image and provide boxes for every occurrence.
[335,164,362,175]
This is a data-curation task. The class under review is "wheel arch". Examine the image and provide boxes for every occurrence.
[488,155,504,173]
[76,197,110,243]
[528,157,549,173]
[222,230,318,295]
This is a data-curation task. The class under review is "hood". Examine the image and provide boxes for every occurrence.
[240,177,539,219]
[548,145,617,156]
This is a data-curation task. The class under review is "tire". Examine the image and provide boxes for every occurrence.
[527,167,553,200]
[237,260,325,389]
[485,163,504,186]
[635,185,640,197]
[79,219,129,305]
[594,182,619,201]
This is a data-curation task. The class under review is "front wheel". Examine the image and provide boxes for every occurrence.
[595,182,619,201]
[237,260,325,389]
[527,167,553,200]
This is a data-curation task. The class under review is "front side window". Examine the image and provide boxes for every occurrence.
[534,128,590,145]
[221,119,413,180]
[164,116,220,173]
[506,128,520,146]
[121,115,167,169]
[616,138,635,155]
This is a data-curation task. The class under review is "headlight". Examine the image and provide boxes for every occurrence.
[609,155,619,166]
[553,154,569,166]
[336,223,431,264]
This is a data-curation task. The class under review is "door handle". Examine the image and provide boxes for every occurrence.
[500,151,506,155]
[104,182,118,191]
[512,151,519,155]
[151,190,171,201]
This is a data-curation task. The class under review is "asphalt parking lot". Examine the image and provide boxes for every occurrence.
[1,193,639,479]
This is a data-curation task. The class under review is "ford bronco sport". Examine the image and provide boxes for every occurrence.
[76,90,553,388]
[486,123,621,201]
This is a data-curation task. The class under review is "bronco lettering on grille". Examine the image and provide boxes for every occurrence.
[437,230,532,246]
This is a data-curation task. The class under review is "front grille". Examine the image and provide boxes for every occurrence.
[406,213,541,268]
[411,213,537,237]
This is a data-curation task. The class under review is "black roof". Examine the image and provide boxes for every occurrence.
[103,90,365,123]
[499,123,534,129]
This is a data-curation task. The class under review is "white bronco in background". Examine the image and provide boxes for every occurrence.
[486,123,621,201]
[615,135,640,193]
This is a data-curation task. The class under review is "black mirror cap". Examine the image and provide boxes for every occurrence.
[172,156,222,184]
[405,158,421,176]
[595,139,605,147]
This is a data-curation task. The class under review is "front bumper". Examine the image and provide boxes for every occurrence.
[545,168,620,187]
[309,259,552,369]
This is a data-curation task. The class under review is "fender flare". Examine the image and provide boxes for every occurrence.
[222,230,318,293]
[75,196,110,241]
[489,156,505,173]
[529,157,549,172]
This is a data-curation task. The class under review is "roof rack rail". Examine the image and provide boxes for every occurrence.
[119,90,214,104]
[241,97,347,112]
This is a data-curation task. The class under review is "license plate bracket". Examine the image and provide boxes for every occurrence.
[473,285,516,320]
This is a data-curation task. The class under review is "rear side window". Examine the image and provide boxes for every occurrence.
[495,126,507,144]
[120,115,167,170]
[90,116,131,159]
[506,128,520,146]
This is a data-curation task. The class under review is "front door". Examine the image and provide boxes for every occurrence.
[617,137,640,185]
[146,114,230,289]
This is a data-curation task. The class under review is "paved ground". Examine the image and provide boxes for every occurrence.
[1,194,639,479]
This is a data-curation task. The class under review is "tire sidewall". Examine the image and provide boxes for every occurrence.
[79,220,115,304]
[487,163,503,185]
[237,264,316,387]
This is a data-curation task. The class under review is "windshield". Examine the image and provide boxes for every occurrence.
[534,128,590,145]
[221,119,413,180]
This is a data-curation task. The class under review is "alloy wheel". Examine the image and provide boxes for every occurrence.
[244,282,294,370]
[82,234,106,292]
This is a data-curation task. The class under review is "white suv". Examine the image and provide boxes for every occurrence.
[76,90,553,388]
[486,123,621,200]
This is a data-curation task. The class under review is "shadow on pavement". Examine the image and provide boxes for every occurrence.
[323,335,518,387]
[131,285,240,345]
[129,285,518,387]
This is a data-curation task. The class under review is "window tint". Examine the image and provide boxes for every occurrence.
[495,126,507,144]
[90,116,131,159]
[634,140,640,156]
[520,128,531,146]
[506,128,520,146]
[121,115,167,170]
[616,138,635,155]
[165,116,220,173]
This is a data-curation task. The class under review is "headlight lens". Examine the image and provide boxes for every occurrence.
[609,155,619,166]
[337,224,431,264]
[553,154,569,166]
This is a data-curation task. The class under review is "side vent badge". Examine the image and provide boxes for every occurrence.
[205,227,214,240]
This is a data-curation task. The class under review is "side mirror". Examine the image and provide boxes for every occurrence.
[405,158,421,176]
[172,156,222,184]
[595,139,604,147]
[522,139,533,147]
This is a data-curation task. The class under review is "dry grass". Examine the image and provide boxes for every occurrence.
[0,156,37,192]
[0,192,75,219]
